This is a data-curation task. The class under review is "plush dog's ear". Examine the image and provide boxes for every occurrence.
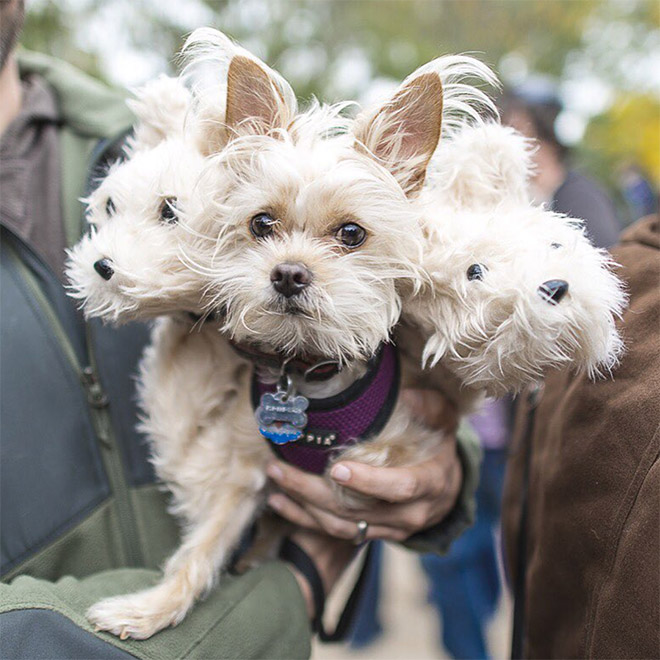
[127,75,191,150]
[354,72,443,196]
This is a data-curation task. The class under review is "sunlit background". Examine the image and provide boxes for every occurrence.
[24,0,660,226]
[20,1,659,657]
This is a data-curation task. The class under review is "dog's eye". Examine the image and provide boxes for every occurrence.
[551,242,562,249]
[467,263,487,281]
[105,197,116,217]
[336,223,367,249]
[159,197,178,224]
[250,213,277,239]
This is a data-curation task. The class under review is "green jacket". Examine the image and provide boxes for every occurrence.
[0,51,481,660]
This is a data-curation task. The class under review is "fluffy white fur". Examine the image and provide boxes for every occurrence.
[66,29,626,641]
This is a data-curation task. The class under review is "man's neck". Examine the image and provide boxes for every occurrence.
[0,53,23,138]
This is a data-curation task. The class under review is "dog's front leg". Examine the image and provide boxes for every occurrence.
[87,484,262,640]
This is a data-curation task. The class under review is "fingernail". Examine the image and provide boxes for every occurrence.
[331,464,351,482]
[268,494,283,511]
[267,463,284,481]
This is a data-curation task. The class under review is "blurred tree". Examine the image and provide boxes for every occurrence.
[582,93,660,186]
[21,0,660,202]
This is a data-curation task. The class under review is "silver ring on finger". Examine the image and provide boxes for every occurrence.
[354,519,368,545]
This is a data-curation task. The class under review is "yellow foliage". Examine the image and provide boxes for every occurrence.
[585,94,660,186]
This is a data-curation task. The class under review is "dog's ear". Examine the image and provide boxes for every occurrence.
[353,71,443,197]
[127,75,191,150]
[181,28,297,155]
[224,55,293,138]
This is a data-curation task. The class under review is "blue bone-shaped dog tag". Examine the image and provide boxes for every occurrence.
[256,391,309,445]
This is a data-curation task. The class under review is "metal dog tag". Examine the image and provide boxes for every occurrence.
[256,374,309,445]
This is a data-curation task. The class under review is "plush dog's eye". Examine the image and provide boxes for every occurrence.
[336,223,367,248]
[105,197,116,217]
[467,263,487,281]
[159,197,178,224]
[250,213,277,238]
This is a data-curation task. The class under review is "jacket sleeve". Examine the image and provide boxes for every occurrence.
[0,562,311,660]
[403,421,482,555]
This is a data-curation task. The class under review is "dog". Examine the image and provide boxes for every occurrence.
[68,29,625,640]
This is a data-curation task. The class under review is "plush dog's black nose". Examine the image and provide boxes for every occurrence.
[93,258,114,281]
[538,279,569,305]
[270,262,312,298]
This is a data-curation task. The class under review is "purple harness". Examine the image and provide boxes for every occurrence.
[251,343,400,474]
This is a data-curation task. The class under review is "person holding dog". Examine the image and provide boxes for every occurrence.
[0,3,480,657]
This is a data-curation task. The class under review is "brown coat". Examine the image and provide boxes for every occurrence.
[502,215,660,659]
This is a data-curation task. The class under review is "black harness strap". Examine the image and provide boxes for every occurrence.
[280,538,374,643]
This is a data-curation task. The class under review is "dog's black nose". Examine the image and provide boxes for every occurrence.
[270,262,312,298]
[93,258,114,281]
[537,279,569,305]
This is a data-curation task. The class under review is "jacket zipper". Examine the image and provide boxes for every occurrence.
[5,240,142,567]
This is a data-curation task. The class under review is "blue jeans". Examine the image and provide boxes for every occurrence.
[349,449,507,658]
[421,448,507,659]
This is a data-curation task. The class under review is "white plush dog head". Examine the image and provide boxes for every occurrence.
[66,76,209,322]
[410,123,626,395]
[183,29,496,364]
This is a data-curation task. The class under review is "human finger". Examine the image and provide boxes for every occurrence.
[329,442,457,503]
[266,460,346,516]
[267,493,323,532]
[296,499,411,543]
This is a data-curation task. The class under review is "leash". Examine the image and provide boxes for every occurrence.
[280,538,374,642]
[511,385,541,660]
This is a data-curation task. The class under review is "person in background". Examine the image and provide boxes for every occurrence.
[618,162,658,222]
[419,399,509,659]
[501,80,621,249]
[498,82,658,660]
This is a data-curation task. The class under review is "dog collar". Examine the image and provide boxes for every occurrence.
[231,339,342,382]
[251,343,400,474]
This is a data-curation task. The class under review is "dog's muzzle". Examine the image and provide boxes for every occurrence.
[270,262,312,298]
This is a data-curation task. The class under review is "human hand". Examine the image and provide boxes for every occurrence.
[267,388,462,543]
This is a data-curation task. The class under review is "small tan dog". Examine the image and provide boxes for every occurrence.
[68,29,625,640]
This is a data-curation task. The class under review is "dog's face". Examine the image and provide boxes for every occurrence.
[413,124,625,394]
[186,51,454,363]
[67,77,208,322]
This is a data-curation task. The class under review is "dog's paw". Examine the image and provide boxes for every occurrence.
[87,591,186,640]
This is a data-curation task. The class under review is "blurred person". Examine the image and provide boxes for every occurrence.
[501,80,621,249]
[503,213,659,658]
[0,2,479,657]
[618,162,658,222]
[420,399,510,660]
